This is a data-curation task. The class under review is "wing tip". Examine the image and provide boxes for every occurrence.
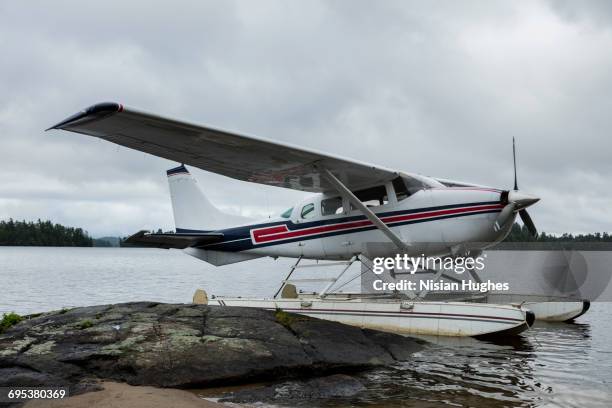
[46,101,124,131]
[167,163,190,177]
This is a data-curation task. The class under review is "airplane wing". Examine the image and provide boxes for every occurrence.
[433,177,497,189]
[47,102,398,193]
[124,230,223,249]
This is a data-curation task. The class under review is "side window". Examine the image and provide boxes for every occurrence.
[350,185,388,210]
[321,197,344,216]
[301,203,315,219]
[280,207,293,218]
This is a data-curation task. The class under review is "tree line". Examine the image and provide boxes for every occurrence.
[0,219,93,247]
[504,223,612,242]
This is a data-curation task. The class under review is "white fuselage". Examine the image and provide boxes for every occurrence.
[184,186,514,263]
[245,188,511,260]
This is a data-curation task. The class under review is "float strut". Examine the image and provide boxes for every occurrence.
[273,256,303,299]
[319,255,358,298]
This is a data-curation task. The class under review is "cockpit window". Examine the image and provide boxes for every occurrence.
[321,197,344,216]
[301,203,315,219]
[393,177,410,202]
[402,176,429,195]
[280,207,293,218]
[393,176,428,201]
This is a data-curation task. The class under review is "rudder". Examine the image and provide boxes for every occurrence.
[167,164,249,232]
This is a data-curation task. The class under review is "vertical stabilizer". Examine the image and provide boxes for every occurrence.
[167,164,249,232]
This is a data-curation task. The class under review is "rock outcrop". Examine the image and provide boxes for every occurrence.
[0,302,424,394]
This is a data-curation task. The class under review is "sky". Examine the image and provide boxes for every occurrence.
[1,0,611,237]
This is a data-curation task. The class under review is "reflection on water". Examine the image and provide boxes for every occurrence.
[213,308,610,408]
[314,314,609,408]
[196,308,611,408]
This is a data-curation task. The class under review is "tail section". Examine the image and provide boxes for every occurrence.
[167,164,250,232]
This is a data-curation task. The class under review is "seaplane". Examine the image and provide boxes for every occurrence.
[48,102,545,338]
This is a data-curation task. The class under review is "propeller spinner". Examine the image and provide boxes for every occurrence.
[494,138,540,236]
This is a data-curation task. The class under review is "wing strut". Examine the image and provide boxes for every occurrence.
[318,166,410,252]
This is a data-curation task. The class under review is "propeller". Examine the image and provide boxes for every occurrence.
[494,138,539,237]
[519,208,537,237]
[494,202,516,232]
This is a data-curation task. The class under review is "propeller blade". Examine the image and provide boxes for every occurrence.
[513,137,518,190]
[519,209,537,237]
[494,203,516,231]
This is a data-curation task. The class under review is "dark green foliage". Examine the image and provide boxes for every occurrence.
[0,312,23,333]
[76,319,93,330]
[274,309,305,327]
[0,219,93,246]
[504,223,612,242]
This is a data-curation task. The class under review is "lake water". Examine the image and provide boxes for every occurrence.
[1,247,611,407]
[0,247,347,316]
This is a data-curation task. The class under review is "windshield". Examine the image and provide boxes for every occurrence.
[280,207,293,218]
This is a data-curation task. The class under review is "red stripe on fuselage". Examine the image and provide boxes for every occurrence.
[252,225,290,241]
[250,203,503,244]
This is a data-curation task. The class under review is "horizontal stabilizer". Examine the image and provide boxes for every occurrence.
[124,230,223,249]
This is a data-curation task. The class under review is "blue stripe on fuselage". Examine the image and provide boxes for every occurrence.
[177,200,501,252]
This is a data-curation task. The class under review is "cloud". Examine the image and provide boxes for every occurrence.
[548,0,612,26]
[1,0,611,236]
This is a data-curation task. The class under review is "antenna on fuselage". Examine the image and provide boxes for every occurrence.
[513,137,518,191]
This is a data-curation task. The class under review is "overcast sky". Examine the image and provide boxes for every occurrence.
[1,0,611,237]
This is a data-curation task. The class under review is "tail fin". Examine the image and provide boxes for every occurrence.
[167,164,249,232]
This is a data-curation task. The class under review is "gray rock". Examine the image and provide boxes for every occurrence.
[0,302,423,392]
[220,374,367,403]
